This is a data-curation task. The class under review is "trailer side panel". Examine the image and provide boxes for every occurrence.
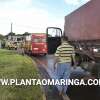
[64,0,100,41]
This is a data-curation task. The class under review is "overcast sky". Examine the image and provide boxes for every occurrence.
[0,0,90,35]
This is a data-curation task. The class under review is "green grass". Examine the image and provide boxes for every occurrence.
[0,49,43,100]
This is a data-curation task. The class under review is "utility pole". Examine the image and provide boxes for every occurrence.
[11,22,13,33]
[10,22,13,41]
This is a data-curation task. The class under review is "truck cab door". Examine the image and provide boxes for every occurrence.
[46,27,62,54]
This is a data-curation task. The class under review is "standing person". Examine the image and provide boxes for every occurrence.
[54,36,75,95]
[20,42,25,56]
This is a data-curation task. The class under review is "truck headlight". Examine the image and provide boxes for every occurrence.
[80,47,82,50]
[93,48,98,52]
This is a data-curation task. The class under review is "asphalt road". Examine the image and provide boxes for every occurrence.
[33,55,100,100]
[33,55,63,100]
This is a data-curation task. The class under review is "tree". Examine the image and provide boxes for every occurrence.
[23,32,31,36]
[0,34,5,48]
[8,32,15,36]
[0,34,4,40]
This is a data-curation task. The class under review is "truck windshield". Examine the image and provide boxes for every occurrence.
[32,38,46,43]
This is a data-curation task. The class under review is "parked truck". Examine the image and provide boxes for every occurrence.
[64,0,100,62]
[23,33,47,55]
[46,0,100,99]
[47,0,100,77]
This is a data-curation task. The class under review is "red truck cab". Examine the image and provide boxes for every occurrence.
[31,33,47,55]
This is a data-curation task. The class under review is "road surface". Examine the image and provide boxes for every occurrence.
[33,55,100,100]
[33,55,63,100]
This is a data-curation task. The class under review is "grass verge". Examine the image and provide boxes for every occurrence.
[0,49,43,100]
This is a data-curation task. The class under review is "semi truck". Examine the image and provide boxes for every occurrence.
[64,0,100,62]
[23,33,47,55]
[47,0,100,62]
[47,0,100,77]
[46,0,100,99]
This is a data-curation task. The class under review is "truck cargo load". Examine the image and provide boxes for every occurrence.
[64,0,100,41]
[64,0,100,60]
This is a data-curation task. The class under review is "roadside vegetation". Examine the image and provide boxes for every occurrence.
[0,49,43,100]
